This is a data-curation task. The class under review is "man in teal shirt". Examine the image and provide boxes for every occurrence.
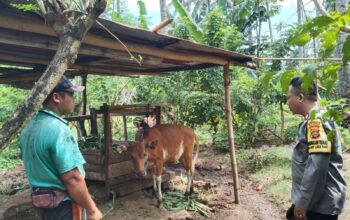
[20,76,102,220]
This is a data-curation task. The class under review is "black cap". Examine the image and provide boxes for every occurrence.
[52,76,85,93]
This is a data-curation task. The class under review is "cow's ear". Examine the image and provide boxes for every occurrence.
[147,140,158,149]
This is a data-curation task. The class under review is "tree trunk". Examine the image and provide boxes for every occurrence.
[257,20,262,57]
[159,0,168,33]
[335,0,350,101]
[297,0,304,58]
[280,101,284,142]
[116,0,121,14]
[266,2,273,43]
[0,0,106,151]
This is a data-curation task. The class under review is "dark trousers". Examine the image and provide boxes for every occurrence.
[287,204,338,220]
[36,200,72,220]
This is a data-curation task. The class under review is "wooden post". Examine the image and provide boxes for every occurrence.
[79,75,87,136]
[155,106,161,125]
[82,75,87,115]
[90,108,98,136]
[103,104,112,194]
[123,115,128,141]
[223,65,240,204]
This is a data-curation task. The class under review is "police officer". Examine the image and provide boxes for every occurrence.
[286,77,346,220]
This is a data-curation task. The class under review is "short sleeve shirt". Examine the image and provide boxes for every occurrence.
[20,109,86,193]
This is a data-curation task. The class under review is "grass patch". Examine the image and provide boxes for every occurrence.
[238,146,292,208]
[239,146,350,210]
[0,138,21,170]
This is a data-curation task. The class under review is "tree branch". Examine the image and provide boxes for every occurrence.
[0,0,106,151]
[83,0,90,10]
[312,0,330,17]
[36,0,46,15]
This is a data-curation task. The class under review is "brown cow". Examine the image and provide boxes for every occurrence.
[128,124,199,205]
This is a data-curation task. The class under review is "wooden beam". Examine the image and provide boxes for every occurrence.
[223,65,240,204]
[151,19,173,33]
[258,57,342,61]
[0,53,169,81]
[0,12,236,66]
[0,28,139,63]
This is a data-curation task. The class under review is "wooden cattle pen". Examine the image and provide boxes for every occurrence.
[0,2,257,203]
[65,103,168,197]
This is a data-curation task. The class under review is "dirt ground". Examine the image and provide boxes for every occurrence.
[0,146,348,220]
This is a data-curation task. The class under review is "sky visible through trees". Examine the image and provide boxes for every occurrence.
[125,0,317,35]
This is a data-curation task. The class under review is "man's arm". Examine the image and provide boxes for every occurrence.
[296,118,332,210]
[60,168,102,220]
[296,154,330,209]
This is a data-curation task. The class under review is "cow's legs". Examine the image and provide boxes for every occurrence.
[185,170,192,195]
[152,175,157,193]
[155,162,164,207]
[181,150,194,196]
[156,175,162,202]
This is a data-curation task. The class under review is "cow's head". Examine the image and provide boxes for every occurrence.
[128,138,158,177]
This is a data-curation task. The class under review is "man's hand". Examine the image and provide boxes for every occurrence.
[294,205,308,220]
[87,208,103,220]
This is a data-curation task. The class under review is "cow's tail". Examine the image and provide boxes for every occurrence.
[191,135,200,174]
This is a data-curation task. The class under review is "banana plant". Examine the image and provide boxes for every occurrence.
[171,0,204,43]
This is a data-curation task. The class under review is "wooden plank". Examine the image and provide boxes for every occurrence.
[108,173,137,186]
[85,171,105,181]
[82,151,104,165]
[84,163,104,172]
[0,12,235,66]
[111,172,173,197]
[110,141,135,163]
[108,160,135,178]
[65,115,91,122]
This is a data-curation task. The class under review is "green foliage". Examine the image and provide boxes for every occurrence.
[137,0,148,29]
[0,138,21,170]
[284,125,298,142]
[103,0,138,25]
[78,135,102,150]
[288,9,350,63]
[171,0,204,42]
[170,18,191,40]
[280,67,300,93]
[0,85,27,125]
[202,7,243,51]
[86,76,136,108]
[10,3,39,12]
[340,128,350,152]
[239,147,291,173]
[203,7,228,47]
[342,36,350,64]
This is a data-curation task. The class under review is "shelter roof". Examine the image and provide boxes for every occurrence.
[0,2,256,88]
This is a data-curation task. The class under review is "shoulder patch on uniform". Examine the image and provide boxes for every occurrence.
[307,119,331,154]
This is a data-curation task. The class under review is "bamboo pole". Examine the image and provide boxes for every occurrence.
[257,57,341,61]
[103,104,112,194]
[223,64,240,204]
[123,115,128,141]
[151,19,173,33]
